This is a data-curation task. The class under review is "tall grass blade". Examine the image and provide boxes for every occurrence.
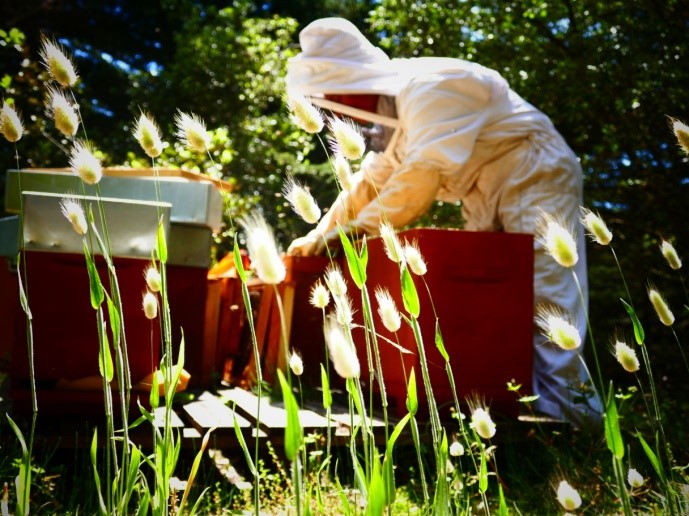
[277,369,302,461]
[97,309,114,382]
[149,370,160,409]
[433,430,450,515]
[367,453,385,516]
[156,216,167,264]
[233,240,246,282]
[498,483,508,516]
[620,298,645,345]
[434,320,449,362]
[637,431,666,483]
[321,363,332,409]
[335,475,353,516]
[16,255,31,319]
[406,368,418,416]
[233,402,257,477]
[604,383,624,459]
[105,293,121,352]
[6,415,30,516]
[401,266,420,317]
[339,225,367,288]
[383,413,411,505]
[84,241,104,308]
[179,426,215,513]
[90,428,107,515]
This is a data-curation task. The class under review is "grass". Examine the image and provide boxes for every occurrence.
[2,33,689,516]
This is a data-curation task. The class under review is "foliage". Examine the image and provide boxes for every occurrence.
[368,0,689,401]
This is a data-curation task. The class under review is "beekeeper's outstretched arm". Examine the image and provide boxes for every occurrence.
[287,151,441,255]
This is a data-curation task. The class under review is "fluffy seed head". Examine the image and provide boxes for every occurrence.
[286,91,324,134]
[333,152,355,191]
[328,116,365,161]
[133,111,164,158]
[0,101,24,143]
[404,240,427,276]
[39,36,78,88]
[324,317,360,379]
[289,351,304,376]
[380,222,404,263]
[449,441,464,457]
[309,280,330,309]
[239,212,286,285]
[538,212,578,268]
[283,178,321,224]
[469,406,496,440]
[375,287,401,332]
[59,197,88,235]
[614,340,640,373]
[145,266,162,293]
[660,240,682,270]
[536,305,581,351]
[648,287,675,326]
[627,468,644,489]
[47,87,79,137]
[671,118,689,155]
[175,110,210,153]
[143,291,158,320]
[580,207,612,246]
[324,265,347,298]
[69,140,102,185]
[334,295,354,327]
[556,480,582,511]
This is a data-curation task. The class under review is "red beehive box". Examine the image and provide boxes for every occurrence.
[11,251,161,387]
[344,228,534,418]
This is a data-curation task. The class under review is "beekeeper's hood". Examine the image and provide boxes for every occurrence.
[286,18,403,127]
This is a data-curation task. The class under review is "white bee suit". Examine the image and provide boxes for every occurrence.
[287,17,602,426]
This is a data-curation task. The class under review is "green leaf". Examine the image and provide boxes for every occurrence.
[97,309,114,382]
[339,224,366,289]
[479,438,488,493]
[15,255,31,319]
[434,320,449,362]
[233,240,247,283]
[383,413,411,506]
[604,383,625,460]
[6,414,31,516]
[179,426,215,513]
[277,369,302,461]
[406,368,418,416]
[433,430,450,513]
[106,292,121,350]
[84,241,104,308]
[320,363,332,410]
[620,298,645,345]
[233,401,257,477]
[156,216,168,264]
[498,483,509,516]
[366,453,385,516]
[90,428,108,515]
[401,266,420,317]
[637,431,665,483]
[149,370,160,409]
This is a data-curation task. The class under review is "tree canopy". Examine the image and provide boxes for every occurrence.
[2,1,689,387]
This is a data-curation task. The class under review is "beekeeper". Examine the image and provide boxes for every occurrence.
[285,17,602,427]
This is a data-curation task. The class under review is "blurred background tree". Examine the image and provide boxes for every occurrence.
[2,0,688,401]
